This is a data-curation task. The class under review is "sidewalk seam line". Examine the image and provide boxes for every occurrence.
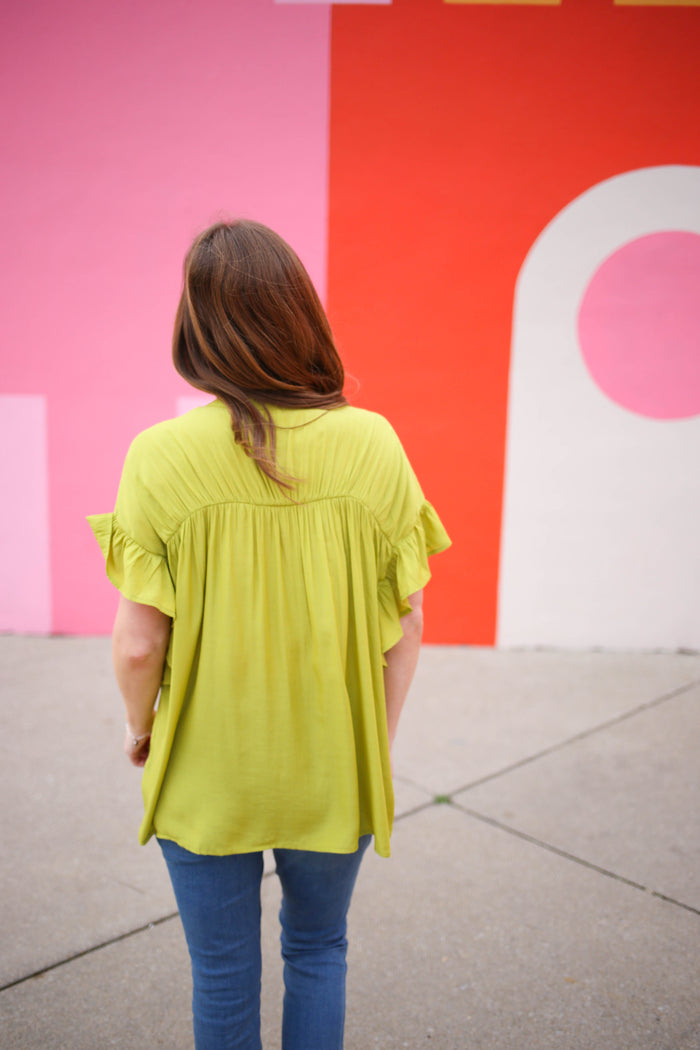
[452,801,700,917]
[0,868,280,993]
[394,800,435,823]
[0,912,180,994]
[448,676,700,798]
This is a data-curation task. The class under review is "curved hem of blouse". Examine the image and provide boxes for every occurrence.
[142,825,391,858]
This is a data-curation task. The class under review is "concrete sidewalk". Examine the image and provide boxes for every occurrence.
[1,638,699,1049]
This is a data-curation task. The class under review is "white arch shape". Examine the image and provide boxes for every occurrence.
[497,165,700,649]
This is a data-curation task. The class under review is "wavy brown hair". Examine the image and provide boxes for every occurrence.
[172,220,347,487]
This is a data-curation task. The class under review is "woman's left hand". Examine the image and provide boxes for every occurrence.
[124,728,151,767]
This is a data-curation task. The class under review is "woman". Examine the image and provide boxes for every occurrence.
[89,220,450,1050]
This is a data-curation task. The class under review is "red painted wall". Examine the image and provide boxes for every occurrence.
[326,0,700,644]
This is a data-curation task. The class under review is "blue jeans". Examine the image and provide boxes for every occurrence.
[158,836,371,1050]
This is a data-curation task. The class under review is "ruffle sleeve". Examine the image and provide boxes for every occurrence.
[378,500,451,654]
[87,513,176,619]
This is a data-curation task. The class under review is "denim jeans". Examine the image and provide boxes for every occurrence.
[158,835,371,1050]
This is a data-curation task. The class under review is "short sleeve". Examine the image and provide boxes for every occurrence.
[378,500,451,653]
[87,435,176,618]
[371,416,451,654]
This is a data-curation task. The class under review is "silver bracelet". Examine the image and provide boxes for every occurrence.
[126,724,152,747]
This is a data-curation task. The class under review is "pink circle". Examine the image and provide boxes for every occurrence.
[577,231,700,420]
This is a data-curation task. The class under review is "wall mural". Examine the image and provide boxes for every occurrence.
[1,0,699,648]
[498,166,700,649]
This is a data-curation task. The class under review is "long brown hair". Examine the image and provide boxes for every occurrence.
[172,220,347,487]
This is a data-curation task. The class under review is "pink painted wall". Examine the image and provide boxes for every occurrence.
[1,0,331,633]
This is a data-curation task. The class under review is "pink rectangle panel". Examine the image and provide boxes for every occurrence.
[176,395,214,416]
[0,396,51,633]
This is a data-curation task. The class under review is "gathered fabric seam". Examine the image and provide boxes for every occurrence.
[156,492,427,553]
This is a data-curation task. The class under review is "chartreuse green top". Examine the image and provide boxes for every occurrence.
[88,400,450,857]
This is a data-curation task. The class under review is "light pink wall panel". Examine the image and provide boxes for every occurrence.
[0,0,331,633]
[176,395,214,416]
[0,397,51,633]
